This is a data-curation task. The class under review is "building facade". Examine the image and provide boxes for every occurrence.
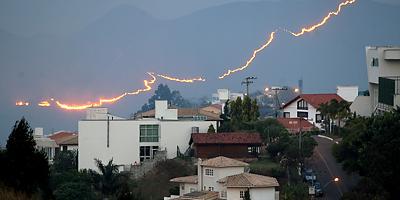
[168,156,279,200]
[282,94,343,129]
[351,46,400,115]
[78,100,218,171]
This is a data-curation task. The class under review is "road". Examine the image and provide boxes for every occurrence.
[306,135,359,200]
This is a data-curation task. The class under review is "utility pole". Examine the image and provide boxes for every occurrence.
[270,86,288,117]
[241,76,257,96]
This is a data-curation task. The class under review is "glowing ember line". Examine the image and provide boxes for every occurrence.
[157,74,205,83]
[38,101,51,107]
[218,31,276,79]
[288,0,356,37]
[16,101,30,106]
[54,72,157,110]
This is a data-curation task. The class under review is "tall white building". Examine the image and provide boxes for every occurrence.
[78,100,218,171]
[351,46,400,116]
[212,89,244,105]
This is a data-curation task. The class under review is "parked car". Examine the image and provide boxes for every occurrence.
[314,181,324,197]
[303,169,316,183]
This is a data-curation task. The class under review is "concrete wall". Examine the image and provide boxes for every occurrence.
[227,187,276,200]
[201,166,244,193]
[180,183,197,195]
[78,119,216,170]
[337,86,358,102]
[350,96,372,117]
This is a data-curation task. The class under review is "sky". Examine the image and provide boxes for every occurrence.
[1,0,400,145]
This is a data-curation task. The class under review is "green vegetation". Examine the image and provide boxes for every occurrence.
[334,108,400,199]
[0,118,51,198]
[317,99,351,135]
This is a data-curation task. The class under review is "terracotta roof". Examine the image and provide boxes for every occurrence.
[136,108,221,121]
[48,131,77,145]
[170,175,198,184]
[58,135,78,145]
[282,94,344,109]
[191,132,262,145]
[219,173,279,188]
[277,118,315,133]
[200,156,249,168]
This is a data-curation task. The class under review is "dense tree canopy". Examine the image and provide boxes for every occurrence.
[334,109,400,199]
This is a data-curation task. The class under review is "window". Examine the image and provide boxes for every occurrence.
[316,114,323,123]
[140,146,159,161]
[193,115,207,121]
[240,191,245,198]
[140,125,159,142]
[220,191,227,198]
[205,168,214,176]
[62,146,67,151]
[297,100,308,110]
[371,58,379,67]
[181,184,185,191]
[283,112,290,118]
[208,187,214,191]
[190,188,196,192]
[297,112,308,118]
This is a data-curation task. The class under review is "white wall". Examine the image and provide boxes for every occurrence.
[350,96,372,117]
[227,187,276,200]
[79,119,216,170]
[337,86,358,102]
[201,166,244,193]
[180,183,197,195]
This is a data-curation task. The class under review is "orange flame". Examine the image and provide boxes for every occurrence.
[157,74,205,83]
[38,101,51,107]
[54,72,157,110]
[15,101,30,106]
[288,0,356,37]
[218,31,276,79]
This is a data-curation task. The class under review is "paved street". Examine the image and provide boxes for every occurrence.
[306,136,359,200]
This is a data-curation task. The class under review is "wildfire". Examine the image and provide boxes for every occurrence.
[218,31,276,79]
[288,0,356,37]
[157,73,205,83]
[38,101,51,107]
[15,101,30,106]
[53,72,157,110]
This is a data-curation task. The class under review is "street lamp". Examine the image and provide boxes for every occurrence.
[323,177,340,189]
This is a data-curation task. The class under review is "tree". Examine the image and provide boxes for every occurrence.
[281,183,309,200]
[250,99,260,121]
[92,158,121,198]
[207,124,216,133]
[1,118,50,196]
[242,95,252,121]
[52,150,78,173]
[138,84,192,113]
[335,109,400,199]
[244,189,251,200]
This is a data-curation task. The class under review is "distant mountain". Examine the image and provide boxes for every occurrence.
[1,0,400,144]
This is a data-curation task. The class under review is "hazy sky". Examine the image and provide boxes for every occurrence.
[1,0,399,145]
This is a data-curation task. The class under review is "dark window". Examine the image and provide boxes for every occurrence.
[283,112,290,118]
[140,146,159,161]
[62,146,67,151]
[371,58,379,67]
[316,114,323,123]
[297,100,308,110]
[297,112,308,118]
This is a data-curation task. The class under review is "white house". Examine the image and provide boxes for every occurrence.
[78,100,218,171]
[34,128,58,163]
[168,156,279,200]
[351,46,400,116]
[282,94,344,129]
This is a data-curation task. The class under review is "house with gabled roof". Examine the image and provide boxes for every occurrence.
[167,156,279,200]
[281,94,344,129]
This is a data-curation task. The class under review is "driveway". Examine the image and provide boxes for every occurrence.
[306,135,359,200]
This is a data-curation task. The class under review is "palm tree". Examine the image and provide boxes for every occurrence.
[317,103,331,134]
[336,100,351,135]
[93,159,121,199]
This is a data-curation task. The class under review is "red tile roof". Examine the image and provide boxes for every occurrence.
[277,118,315,133]
[48,131,77,145]
[282,94,344,109]
[191,132,262,145]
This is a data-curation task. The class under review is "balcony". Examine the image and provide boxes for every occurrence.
[378,76,400,107]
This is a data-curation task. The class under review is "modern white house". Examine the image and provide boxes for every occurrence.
[78,100,218,171]
[351,46,400,116]
[336,86,358,102]
[34,128,58,163]
[281,94,344,129]
[212,89,244,104]
[168,156,279,200]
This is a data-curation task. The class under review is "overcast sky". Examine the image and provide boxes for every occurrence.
[1,0,399,145]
